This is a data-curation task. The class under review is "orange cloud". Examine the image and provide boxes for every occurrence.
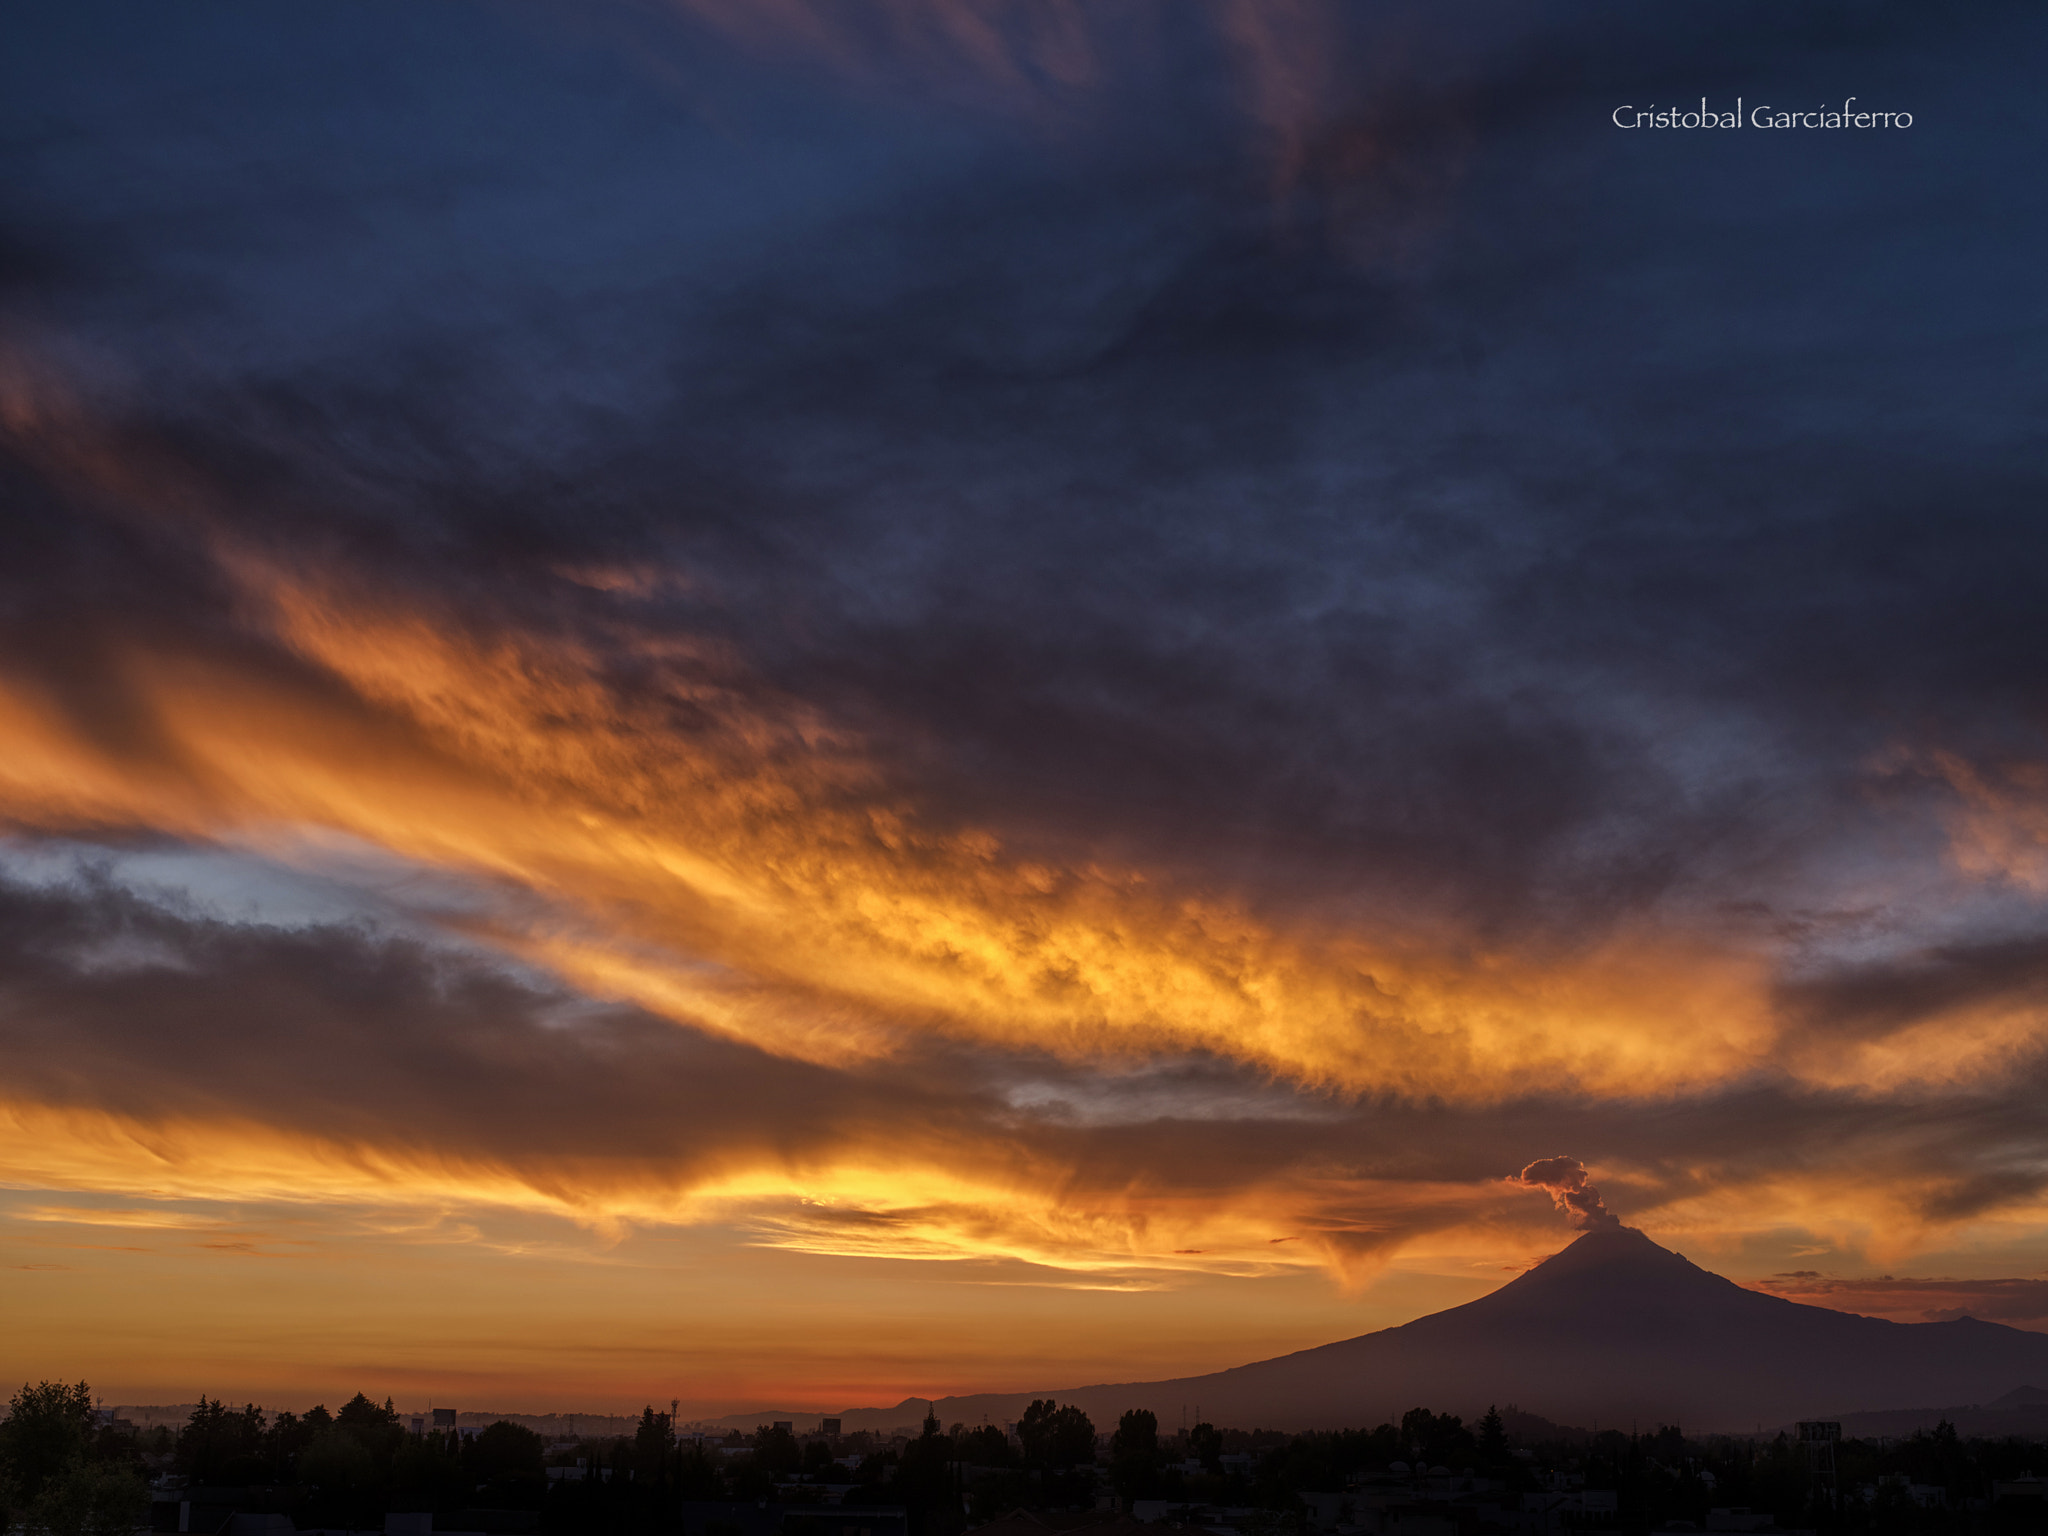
[1930,749,2048,893]
[3,363,2045,1303]
[0,543,1792,1103]
[0,1097,1508,1293]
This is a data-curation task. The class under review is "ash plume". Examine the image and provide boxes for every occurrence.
[1515,1155,1622,1232]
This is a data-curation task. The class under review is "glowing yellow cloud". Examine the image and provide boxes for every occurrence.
[2,373,2043,1299]
[0,524,2023,1114]
[0,1100,1485,1288]
[0,552,1784,1100]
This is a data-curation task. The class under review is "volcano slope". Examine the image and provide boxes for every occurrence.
[820,1228,2048,1433]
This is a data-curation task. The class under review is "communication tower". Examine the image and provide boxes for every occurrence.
[1797,1421,1840,1514]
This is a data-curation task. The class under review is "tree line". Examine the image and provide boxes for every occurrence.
[0,1381,148,1536]
[11,1380,2047,1536]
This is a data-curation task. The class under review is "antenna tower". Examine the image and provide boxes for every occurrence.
[1797,1422,1840,1515]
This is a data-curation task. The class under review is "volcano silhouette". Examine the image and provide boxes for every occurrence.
[822,1227,2048,1432]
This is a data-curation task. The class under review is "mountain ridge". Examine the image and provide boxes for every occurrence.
[711,1228,2048,1434]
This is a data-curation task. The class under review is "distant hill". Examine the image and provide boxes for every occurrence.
[109,1405,648,1439]
[756,1228,2048,1435]
[1824,1384,2048,1441]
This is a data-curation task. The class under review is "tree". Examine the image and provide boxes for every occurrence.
[334,1394,401,1456]
[1399,1408,1473,1467]
[389,1437,468,1509]
[632,1408,673,1484]
[1647,1424,1684,1465]
[176,1399,267,1484]
[298,1427,375,1495]
[676,1441,724,1500]
[1111,1411,1158,1461]
[1186,1421,1223,1473]
[334,1395,398,1432]
[1110,1410,1160,1501]
[0,1381,96,1507]
[468,1422,545,1485]
[954,1426,1009,1468]
[1018,1401,1095,1470]
[28,1459,148,1536]
[1479,1406,1506,1463]
[750,1423,801,1476]
[894,1415,953,1502]
[267,1411,321,1474]
[894,1415,966,1536]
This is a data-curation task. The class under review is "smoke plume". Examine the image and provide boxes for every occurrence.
[1515,1156,1622,1232]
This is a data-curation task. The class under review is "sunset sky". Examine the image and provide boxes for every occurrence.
[4,0,2047,1417]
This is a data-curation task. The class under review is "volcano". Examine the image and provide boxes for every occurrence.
[818,1227,2048,1433]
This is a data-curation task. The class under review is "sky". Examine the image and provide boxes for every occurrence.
[3,0,2047,1418]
